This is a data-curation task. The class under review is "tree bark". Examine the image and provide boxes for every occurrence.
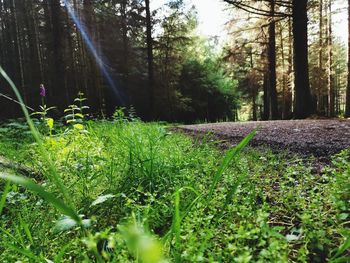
[51,0,66,108]
[121,0,129,86]
[317,0,324,114]
[287,15,294,118]
[345,0,350,117]
[292,0,313,119]
[263,71,270,120]
[11,0,26,103]
[252,94,257,121]
[268,0,279,119]
[328,0,335,117]
[279,23,287,119]
[145,0,155,119]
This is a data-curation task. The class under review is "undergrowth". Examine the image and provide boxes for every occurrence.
[0,119,349,262]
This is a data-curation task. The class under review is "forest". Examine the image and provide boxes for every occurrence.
[1,0,349,122]
[0,0,350,262]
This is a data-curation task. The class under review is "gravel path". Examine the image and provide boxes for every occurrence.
[178,119,350,158]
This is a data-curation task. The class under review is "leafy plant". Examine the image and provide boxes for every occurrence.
[31,104,56,121]
[31,104,56,135]
[64,92,89,130]
[113,107,127,124]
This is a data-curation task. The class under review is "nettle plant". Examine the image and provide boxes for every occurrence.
[64,92,89,131]
[32,105,56,136]
[113,107,127,124]
[113,105,140,124]
[128,105,140,122]
[31,84,56,135]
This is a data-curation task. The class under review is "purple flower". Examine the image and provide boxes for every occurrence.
[40,84,46,97]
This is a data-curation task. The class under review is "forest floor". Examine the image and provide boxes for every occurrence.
[1,120,350,261]
[176,119,350,162]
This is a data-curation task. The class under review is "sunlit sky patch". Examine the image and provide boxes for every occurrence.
[152,0,348,44]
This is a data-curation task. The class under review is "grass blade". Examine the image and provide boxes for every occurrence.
[331,236,350,261]
[0,173,81,223]
[7,244,40,261]
[19,215,34,244]
[162,187,201,243]
[219,171,248,219]
[330,257,350,263]
[0,181,10,215]
[207,130,256,202]
[173,190,181,262]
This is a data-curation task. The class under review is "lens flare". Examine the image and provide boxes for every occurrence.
[64,0,126,106]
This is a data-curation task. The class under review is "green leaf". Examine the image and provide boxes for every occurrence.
[46,106,57,111]
[74,98,87,102]
[338,213,349,220]
[91,194,115,206]
[53,216,91,233]
[30,112,43,116]
[53,216,76,233]
[0,173,81,223]
[74,113,84,118]
[286,234,300,242]
[46,118,54,130]
[73,124,84,130]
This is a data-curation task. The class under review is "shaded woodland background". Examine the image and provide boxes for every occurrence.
[1,0,350,122]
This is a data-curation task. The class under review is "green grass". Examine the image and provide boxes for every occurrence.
[0,119,349,262]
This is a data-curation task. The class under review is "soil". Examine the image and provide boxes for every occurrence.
[175,119,350,161]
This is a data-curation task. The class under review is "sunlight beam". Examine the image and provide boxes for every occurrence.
[64,0,126,107]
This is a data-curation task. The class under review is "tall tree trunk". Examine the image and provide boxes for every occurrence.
[145,0,155,119]
[268,0,279,119]
[292,0,312,118]
[335,66,340,115]
[262,46,270,121]
[346,0,350,117]
[51,0,66,108]
[31,2,44,83]
[249,48,257,121]
[121,0,129,87]
[64,5,77,97]
[11,0,26,103]
[279,23,287,119]
[263,72,270,120]
[318,0,324,114]
[26,0,43,108]
[328,0,335,117]
[287,15,294,117]
[83,0,101,111]
[252,94,257,121]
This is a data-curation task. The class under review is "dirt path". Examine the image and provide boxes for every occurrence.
[177,119,350,159]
